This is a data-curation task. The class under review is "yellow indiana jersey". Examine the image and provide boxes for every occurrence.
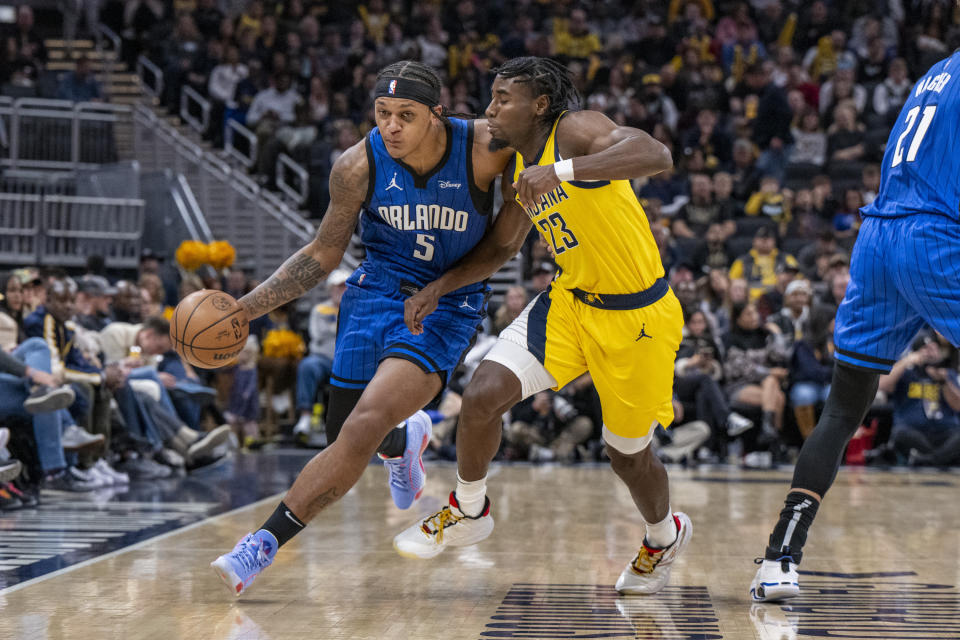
[513,112,664,295]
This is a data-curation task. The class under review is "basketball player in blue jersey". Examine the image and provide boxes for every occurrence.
[210,61,530,596]
[751,46,960,602]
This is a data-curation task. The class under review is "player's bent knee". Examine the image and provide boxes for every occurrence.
[461,363,521,419]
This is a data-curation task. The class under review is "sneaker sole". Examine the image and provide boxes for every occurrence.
[188,426,232,460]
[0,460,22,483]
[211,558,244,596]
[751,581,800,602]
[62,435,105,452]
[23,389,76,415]
[393,515,495,559]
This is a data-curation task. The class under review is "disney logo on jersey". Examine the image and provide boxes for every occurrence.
[385,172,404,191]
[517,183,570,218]
[438,180,461,189]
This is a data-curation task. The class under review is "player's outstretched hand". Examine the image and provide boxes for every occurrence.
[404,284,441,336]
[514,164,561,211]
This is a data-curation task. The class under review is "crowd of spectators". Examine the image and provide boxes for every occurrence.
[3,0,960,511]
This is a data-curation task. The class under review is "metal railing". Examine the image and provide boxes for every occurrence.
[276,152,308,205]
[0,192,144,267]
[180,86,211,136]
[136,55,164,100]
[225,118,257,168]
[175,173,213,242]
[0,98,130,170]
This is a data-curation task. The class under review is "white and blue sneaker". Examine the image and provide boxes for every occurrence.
[750,555,800,602]
[380,411,432,510]
[211,530,278,596]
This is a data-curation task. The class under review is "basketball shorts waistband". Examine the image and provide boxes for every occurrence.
[569,278,669,310]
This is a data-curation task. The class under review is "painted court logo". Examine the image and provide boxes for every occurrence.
[388,79,397,95]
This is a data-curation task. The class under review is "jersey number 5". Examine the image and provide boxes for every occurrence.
[892,105,936,167]
[538,212,579,255]
[414,233,435,261]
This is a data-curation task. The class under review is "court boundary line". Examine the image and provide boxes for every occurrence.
[0,492,282,596]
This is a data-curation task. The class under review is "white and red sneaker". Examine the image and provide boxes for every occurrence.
[393,491,494,559]
[616,512,692,595]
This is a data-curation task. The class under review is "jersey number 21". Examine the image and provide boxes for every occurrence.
[891,105,936,167]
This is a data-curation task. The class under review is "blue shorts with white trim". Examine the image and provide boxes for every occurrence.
[834,213,960,373]
[330,267,485,389]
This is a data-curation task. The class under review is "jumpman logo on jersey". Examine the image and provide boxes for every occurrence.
[635,324,653,341]
[386,172,404,192]
[459,297,477,311]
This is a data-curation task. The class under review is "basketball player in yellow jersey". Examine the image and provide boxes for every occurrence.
[393,57,691,595]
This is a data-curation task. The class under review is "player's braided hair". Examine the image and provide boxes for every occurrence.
[376,61,474,120]
[492,57,582,124]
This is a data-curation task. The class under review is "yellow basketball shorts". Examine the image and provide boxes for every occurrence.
[486,279,683,445]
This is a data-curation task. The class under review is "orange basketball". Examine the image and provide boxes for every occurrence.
[170,289,249,368]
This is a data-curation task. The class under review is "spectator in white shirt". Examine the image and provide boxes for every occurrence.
[207,44,248,146]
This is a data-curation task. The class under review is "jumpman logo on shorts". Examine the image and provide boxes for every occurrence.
[459,297,477,311]
[386,172,404,191]
[635,323,653,341]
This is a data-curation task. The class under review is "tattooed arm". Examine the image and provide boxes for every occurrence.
[239,141,369,319]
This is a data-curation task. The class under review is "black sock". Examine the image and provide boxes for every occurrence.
[762,411,776,433]
[766,491,820,563]
[377,423,407,458]
[260,501,306,548]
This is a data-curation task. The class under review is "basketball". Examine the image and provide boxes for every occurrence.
[170,289,249,368]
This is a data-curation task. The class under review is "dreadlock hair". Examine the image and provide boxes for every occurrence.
[376,60,475,120]
[492,56,582,124]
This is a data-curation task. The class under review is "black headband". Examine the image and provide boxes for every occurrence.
[374,76,440,108]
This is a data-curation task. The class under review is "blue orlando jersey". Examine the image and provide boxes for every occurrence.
[361,117,494,296]
[863,51,960,220]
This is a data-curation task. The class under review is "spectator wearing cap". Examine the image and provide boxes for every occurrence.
[75,275,116,332]
[293,269,350,442]
[881,335,960,467]
[639,72,679,133]
[56,55,103,102]
[729,227,799,300]
[767,278,813,346]
[631,15,675,70]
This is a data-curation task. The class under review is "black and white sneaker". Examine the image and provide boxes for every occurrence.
[24,384,76,414]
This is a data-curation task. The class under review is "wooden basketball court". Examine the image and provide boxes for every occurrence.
[1,453,958,639]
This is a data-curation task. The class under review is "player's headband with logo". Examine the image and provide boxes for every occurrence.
[373,76,440,108]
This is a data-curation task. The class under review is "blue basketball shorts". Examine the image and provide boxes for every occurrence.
[330,268,486,389]
[834,213,960,373]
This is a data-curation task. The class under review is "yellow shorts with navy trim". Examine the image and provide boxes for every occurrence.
[520,282,683,440]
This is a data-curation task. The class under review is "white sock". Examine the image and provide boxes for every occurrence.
[455,473,487,517]
[644,510,678,549]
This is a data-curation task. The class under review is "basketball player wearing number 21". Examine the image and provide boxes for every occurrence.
[393,57,691,595]
[210,61,530,595]
[751,49,960,602]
